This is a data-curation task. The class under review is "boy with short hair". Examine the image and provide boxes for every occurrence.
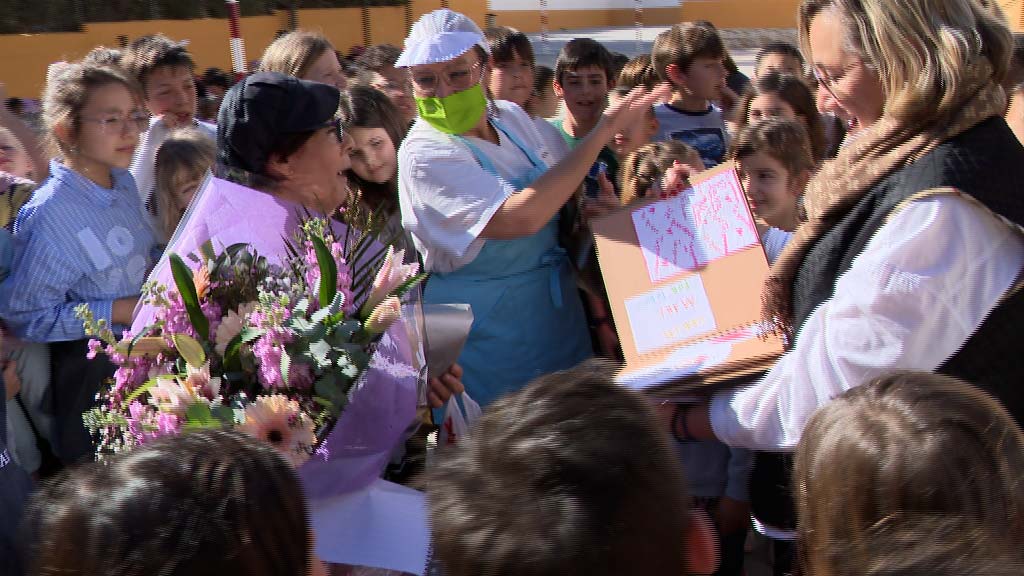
[353,44,417,126]
[121,35,216,211]
[651,23,730,168]
[424,359,718,576]
[551,37,620,191]
[754,42,806,79]
[607,85,659,163]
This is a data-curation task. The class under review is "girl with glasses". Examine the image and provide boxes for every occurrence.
[0,62,157,466]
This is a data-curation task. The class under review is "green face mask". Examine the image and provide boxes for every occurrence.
[415,84,487,134]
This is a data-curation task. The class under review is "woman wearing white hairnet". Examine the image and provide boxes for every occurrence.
[396,10,667,412]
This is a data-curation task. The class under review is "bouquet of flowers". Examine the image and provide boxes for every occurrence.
[76,216,424,466]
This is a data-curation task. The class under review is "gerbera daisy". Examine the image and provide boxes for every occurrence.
[238,395,317,467]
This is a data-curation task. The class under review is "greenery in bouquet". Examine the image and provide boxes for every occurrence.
[76,217,425,466]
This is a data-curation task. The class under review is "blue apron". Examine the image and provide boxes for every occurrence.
[426,118,593,416]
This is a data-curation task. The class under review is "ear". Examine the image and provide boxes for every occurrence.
[684,509,720,575]
[53,120,76,152]
[552,79,565,99]
[264,152,292,181]
[665,63,688,89]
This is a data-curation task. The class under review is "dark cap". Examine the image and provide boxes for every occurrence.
[217,71,341,175]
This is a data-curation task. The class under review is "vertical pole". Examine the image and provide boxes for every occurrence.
[361,0,372,48]
[404,0,413,34]
[225,0,248,81]
[634,0,642,54]
[539,0,549,55]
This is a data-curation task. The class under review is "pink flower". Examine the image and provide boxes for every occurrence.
[360,246,419,318]
[183,361,222,401]
[86,339,102,360]
[364,296,402,336]
[238,395,317,467]
[214,302,257,356]
[148,376,198,417]
[155,412,180,435]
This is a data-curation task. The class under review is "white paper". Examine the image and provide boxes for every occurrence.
[632,169,758,283]
[422,303,474,381]
[624,274,717,354]
[310,478,430,575]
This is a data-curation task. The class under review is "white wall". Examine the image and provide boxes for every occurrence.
[489,0,680,10]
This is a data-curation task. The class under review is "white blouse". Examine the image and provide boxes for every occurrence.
[710,193,1024,450]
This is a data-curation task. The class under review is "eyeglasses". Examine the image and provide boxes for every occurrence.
[80,112,150,134]
[812,60,861,98]
[0,145,17,154]
[410,61,483,95]
[324,118,345,144]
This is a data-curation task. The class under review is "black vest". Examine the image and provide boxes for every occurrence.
[751,117,1024,531]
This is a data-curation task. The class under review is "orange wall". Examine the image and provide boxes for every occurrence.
[492,7,679,32]
[997,0,1024,31]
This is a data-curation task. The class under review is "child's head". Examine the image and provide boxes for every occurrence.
[620,140,705,206]
[0,127,33,179]
[735,72,826,162]
[343,85,407,212]
[42,63,147,170]
[154,127,216,240]
[425,359,717,576]
[525,65,559,119]
[617,53,658,90]
[607,86,658,161]
[24,428,324,576]
[201,68,232,99]
[483,26,535,108]
[259,31,346,91]
[82,45,123,67]
[121,35,197,125]
[652,23,727,102]
[795,371,1024,576]
[354,44,416,126]
[554,38,616,127]
[754,42,806,79]
[730,117,814,232]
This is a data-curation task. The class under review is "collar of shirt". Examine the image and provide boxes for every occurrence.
[47,159,137,208]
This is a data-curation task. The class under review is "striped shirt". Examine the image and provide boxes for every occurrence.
[0,160,156,342]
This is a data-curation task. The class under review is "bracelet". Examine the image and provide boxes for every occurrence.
[672,404,693,443]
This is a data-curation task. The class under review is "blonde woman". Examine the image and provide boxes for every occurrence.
[153,127,216,241]
[259,30,348,91]
[665,1,1024,569]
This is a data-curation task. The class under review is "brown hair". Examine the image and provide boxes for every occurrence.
[423,359,690,576]
[343,85,408,217]
[798,0,1013,127]
[154,127,216,240]
[23,428,312,576]
[733,72,826,162]
[617,53,658,89]
[652,22,725,83]
[41,62,144,158]
[554,38,616,86]
[120,34,195,90]
[259,30,336,80]
[620,140,704,206]
[795,371,1024,576]
[484,26,535,68]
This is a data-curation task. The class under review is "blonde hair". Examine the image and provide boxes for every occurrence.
[259,31,336,79]
[42,62,144,158]
[798,0,1013,126]
[154,128,215,240]
[795,371,1024,576]
[620,141,703,206]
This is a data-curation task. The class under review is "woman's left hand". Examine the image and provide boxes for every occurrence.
[428,363,465,408]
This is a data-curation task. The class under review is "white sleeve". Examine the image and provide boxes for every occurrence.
[398,133,516,267]
[710,193,1024,450]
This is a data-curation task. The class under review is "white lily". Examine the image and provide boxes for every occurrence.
[359,246,419,318]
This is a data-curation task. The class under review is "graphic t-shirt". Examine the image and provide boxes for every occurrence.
[653,103,729,168]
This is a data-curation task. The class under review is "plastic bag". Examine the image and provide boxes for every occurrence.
[438,391,482,447]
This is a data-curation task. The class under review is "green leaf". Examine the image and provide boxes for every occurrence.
[310,234,338,307]
[199,240,217,262]
[172,333,207,368]
[328,292,346,315]
[391,272,429,300]
[212,405,236,425]
[290,317,314,333]
[311,306,332,325]
[184,403,221,429]
[223,332,245,372]
[239,327,264,344]
[293,298,310,317]
[309,339,331,367]
[122,377,160,407]
[170,253,209,341]
[280,350,291,386]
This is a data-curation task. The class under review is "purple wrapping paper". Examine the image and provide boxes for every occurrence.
[133,175,419,499]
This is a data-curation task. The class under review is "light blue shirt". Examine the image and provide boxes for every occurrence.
[0,160,156,342]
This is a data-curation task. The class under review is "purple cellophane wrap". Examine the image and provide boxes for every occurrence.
[133,175,419,499]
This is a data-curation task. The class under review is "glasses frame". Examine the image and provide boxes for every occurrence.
[79,112,151,135]
[410,60,484,97]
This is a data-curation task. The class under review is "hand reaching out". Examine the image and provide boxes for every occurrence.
[602,82,673,136]
[583,170,620,222]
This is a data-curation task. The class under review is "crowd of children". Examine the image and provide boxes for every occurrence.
[2,0,1024,574]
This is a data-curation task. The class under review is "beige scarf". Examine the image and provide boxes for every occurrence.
[763,61,1008,342]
